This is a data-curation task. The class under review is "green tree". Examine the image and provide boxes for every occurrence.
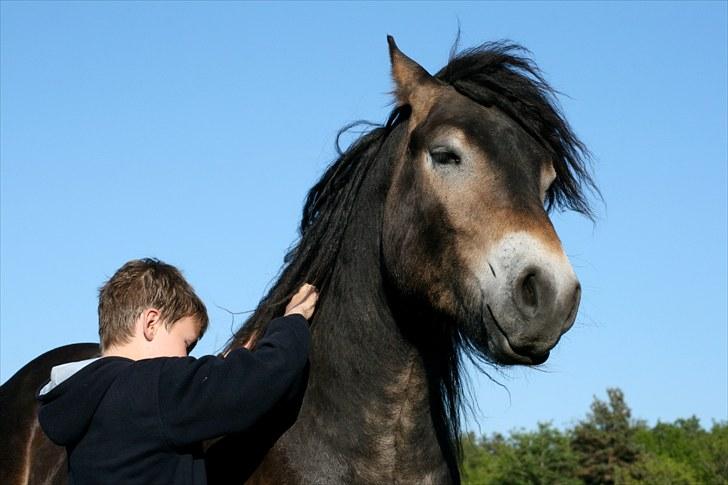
[705,421,728,483]
[634,417,728,484]
[571,388,641,484]
[615,454,699,485]
[704,421,728,483]
[461,431,501,484]
[461,424,580,484]
[492,422,580,485]
[460,388,727,485]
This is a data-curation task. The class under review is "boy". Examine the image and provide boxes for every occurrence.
[37,258,316,484]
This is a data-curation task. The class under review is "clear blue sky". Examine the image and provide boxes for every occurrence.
[1,1,726,435]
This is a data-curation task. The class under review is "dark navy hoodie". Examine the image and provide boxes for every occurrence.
[37,314,310,485]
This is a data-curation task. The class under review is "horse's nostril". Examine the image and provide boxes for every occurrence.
[514,267,556,320]
[521,273,539,309]
[563,281,582,331]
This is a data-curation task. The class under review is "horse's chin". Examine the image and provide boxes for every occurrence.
[483,317,551,366]
[488,332,550,365]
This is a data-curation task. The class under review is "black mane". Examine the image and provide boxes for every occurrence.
[225,41,597,483]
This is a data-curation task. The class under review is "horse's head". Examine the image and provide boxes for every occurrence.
[382,37,589,366]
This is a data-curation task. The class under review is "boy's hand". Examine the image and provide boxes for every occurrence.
[284,283,319,320]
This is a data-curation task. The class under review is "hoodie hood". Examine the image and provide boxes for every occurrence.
[37,357,133,446]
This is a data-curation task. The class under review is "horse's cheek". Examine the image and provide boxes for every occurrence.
[383,161,454,301]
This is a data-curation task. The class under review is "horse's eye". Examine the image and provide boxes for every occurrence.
[430,149,461,166]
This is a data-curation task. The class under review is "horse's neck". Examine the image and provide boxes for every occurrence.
[313,255,429,426]
[255,136,453,483]
[287,253,449,483]
[279,175,450,482]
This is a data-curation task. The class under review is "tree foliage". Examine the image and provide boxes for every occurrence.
[571,388,641,484]
[460,388,727,484]
[461,424,580,485]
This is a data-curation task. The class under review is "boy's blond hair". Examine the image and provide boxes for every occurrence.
[98,258,209,350]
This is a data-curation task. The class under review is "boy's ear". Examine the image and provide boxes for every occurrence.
[141,308,162,342]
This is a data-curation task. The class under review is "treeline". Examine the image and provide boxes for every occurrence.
[460,388,727,484]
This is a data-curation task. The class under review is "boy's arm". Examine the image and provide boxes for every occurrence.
[203,362,310,482]
[157,314,310,448]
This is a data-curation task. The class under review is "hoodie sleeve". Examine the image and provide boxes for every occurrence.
[157,314,310,447]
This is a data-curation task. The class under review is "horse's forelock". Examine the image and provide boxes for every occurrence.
[436,41,600,219]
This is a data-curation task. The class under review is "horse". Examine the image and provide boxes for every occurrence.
[0,36,597,484]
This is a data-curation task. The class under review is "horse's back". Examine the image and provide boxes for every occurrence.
[0,343,99,485]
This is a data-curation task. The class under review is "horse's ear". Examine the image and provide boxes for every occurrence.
[387,36,441,121]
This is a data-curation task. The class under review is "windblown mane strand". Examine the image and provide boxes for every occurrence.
[225,107,408,350]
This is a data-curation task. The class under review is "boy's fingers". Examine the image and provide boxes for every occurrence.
[291,284,317,305]
[284,283,319,319]
[300,283,317,295]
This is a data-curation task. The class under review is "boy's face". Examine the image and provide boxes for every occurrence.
[150,316,201,358]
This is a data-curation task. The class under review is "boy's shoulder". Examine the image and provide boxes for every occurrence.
[37,356,137,446]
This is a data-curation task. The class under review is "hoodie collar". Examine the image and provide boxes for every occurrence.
[38,358,101,396]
